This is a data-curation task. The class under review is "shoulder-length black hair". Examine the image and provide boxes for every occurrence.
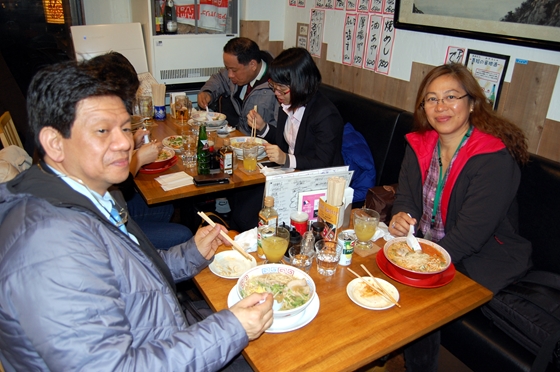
[269,47,321,110]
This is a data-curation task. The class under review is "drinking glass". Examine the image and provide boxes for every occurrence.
[261,226,290,263]
[137,95,153,123]
[288,244,315,273]
[182,133,197,168]
[242,143,258,173]
[353,208,380,250]
[174,95,191,122]
[315,240,341,276]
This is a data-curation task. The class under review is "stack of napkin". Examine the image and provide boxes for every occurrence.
[155,172,193,191]
[234,227,258,253]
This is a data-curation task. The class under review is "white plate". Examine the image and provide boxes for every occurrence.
[209,251,257,279]
[162,135,183,152]
[227,285,320,333]
[346,277,399,310]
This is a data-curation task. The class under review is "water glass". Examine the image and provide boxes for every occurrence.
[137,95,153,120]
[315,240,341,276]
[182,134,197,168]
[288,244,315,273]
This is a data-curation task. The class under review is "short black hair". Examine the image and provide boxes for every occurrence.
[223,37,262,65]
[27,60,126,158]
[82,52,139,114]
[269,47,321,109]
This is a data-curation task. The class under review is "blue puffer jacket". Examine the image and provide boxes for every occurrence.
[0,164,247,371]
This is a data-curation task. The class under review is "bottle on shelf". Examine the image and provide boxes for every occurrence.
[154,0,164,35]
[257,196,278,259]
[197,124,210,175]
[163,0,177,34]
[219,138,235,175]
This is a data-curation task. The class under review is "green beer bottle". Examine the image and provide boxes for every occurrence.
[197,123,210,175]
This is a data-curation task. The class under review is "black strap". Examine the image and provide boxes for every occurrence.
[531,328,560,372]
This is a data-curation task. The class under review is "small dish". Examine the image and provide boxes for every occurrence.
[346,277,399,310]
[209,251,257,279]
[162,135,184,152]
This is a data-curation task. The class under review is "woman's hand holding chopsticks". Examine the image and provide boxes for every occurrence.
[247,108,265,133]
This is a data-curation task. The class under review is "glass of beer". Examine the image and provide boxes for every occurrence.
[261,226,290,263]
[353,208,380,250]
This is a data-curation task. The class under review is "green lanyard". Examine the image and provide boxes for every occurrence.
[431,126,473,226]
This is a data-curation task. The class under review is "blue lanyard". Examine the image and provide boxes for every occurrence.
[431,126,473,225]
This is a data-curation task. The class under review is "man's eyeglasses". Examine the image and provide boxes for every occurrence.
[421,94,469,108]
[268,79,290,95]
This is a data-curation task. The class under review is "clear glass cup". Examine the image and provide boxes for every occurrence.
[261,226,290,263]
[315,240,341,276]
[353,208,380,250]
[182,133,197,168]
[288,244,315,273]
[137,95,153,123]
[242,143,258,173]
[174,95,191,122]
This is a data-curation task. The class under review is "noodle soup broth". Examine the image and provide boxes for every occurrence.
[383,238,451,279]
[237,264,316,318]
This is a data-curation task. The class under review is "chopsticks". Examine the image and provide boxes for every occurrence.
[197,211,253,261]
[251,105,257,141]
[347,266,401,308]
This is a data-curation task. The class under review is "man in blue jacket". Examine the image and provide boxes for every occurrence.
[0,60,273,371]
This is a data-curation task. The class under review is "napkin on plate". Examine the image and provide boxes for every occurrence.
[234,227,258,253]
[259,167,295,176]
[155,171,193,191]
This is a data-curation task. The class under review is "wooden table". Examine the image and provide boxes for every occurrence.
[134,117,266,205]
[193,237,492,372]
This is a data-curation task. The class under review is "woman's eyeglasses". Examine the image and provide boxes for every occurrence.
[268,79,290,95]
[421,94,469,108]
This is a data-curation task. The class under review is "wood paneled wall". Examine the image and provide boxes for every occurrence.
[241,21,560,162]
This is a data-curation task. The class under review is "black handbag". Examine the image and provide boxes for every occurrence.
[482,270,560,372]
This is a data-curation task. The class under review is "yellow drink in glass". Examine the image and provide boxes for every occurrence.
[261,227,290,263]
[243,155,257,172]
[354,219,376,241]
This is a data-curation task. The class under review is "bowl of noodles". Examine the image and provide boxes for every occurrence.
[237,264,316,319]
[383,237,451,279]
[142,147,175,169]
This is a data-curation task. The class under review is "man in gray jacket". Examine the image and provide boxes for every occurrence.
[197,37,278,135]
[0,61,273,371]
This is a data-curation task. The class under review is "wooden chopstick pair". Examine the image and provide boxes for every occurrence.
[251,105,257,141]
[347,265,401,308]
[196,211,253,261]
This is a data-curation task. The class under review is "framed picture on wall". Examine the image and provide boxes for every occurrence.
[394,0,560,51]
[464,49,510,110]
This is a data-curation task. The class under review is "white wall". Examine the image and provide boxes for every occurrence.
[82,0,560,120]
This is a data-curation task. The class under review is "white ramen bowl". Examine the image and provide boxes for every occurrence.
[191,111,227,126]
[237,264,316,319]
[383,237,451,279]
[229,137,267,159]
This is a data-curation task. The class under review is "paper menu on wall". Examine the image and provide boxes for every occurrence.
[264,166,353,225]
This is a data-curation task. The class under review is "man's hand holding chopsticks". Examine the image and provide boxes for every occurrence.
[193,224,231,260]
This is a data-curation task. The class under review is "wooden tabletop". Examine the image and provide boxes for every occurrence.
[193,235,493,372]
[133,117,266,205]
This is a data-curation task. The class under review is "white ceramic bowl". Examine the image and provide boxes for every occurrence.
[229,137,267,159]
[383,237,451,279]
[237,264,316,319]
[191,111,227,126]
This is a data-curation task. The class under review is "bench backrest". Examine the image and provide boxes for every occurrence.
[319,84,413,186]
[517,154,560,275]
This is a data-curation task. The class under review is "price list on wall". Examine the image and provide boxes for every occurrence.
[292,0,396,74]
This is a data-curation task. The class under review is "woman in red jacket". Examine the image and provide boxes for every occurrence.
[389,63,532,372]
